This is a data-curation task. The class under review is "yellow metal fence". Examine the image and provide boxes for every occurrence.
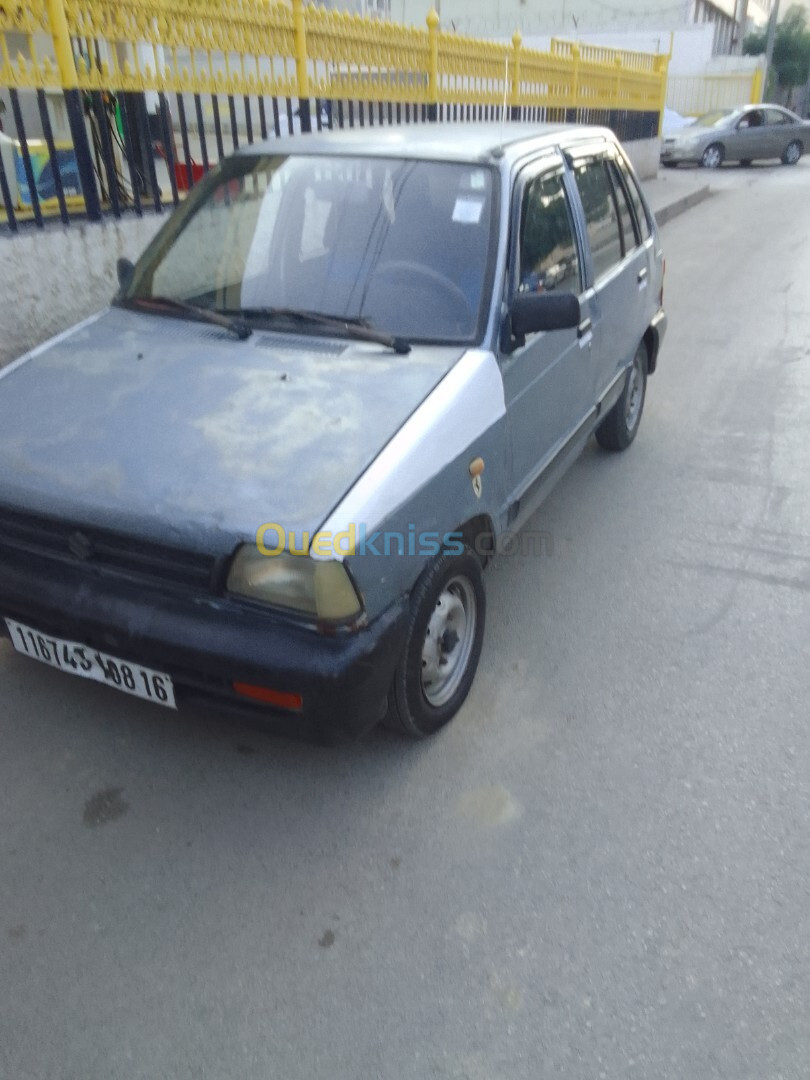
[0,1,668,231]
[2,1,667,113]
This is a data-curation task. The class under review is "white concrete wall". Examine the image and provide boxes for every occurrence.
[623,138,661,181]
[388,0,772,34]
[393,0,692,35]
[0,213,163,368]
[518,25,715,75]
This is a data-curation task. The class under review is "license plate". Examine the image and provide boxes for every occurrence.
[4,618,176,709]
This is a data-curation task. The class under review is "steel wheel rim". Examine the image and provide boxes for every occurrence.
[786,142,800,164]
[625,353,644,431]
[703,146,721,168]
[421,575,477,708]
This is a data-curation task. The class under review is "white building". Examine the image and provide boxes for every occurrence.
[322,0,774,54]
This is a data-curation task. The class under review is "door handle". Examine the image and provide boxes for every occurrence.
[577,317,592,339]
[637,268,648,284]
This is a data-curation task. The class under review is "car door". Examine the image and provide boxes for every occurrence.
[763,107,798,158]
[606,150,653,360]
[568,146,646,407]
[500,152,596,500]
[729,108,769,160]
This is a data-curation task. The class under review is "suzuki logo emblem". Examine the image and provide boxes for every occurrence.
[68,531,94,561]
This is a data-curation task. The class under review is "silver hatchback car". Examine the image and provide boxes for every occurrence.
[0,124,666,739]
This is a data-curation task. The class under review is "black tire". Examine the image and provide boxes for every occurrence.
[782,140,802,165]
[384,546,485,738]
[700,142,724,169]
[595,342,648,452]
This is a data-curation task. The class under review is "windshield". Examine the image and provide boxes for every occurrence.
[125,154,498,345]
[692,110,735,128]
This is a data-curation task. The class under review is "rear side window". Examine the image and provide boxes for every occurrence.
[607,160,639,251]
[518,169,581,296]
[764,108,793,126]
[616,158,651,241]
[573,159,623,281]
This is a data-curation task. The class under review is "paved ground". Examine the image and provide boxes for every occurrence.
[2,161,809,1080]
[642,166,711,224]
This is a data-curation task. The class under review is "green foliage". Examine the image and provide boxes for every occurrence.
[744,3,810,92]
[743,30,767,56]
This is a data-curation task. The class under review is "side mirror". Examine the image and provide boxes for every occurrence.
[117,257,135,293]
[508,291,580,345]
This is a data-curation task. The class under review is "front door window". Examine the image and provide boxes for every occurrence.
[518,169,581,298]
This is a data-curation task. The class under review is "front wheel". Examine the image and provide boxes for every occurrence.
[782,140,802,165]
[595,343,648,452]
[701,143,724,169]
[384,547,485,737]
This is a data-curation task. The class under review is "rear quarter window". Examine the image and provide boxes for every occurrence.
[616,157,651,242]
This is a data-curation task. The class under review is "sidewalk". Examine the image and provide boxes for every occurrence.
[642,168,712,226]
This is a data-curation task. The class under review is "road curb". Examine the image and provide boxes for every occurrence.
[653,184,712,227]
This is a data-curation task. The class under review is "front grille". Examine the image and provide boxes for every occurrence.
[0,507,217,592]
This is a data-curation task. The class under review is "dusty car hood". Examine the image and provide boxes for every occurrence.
[665,125,704,142]
[0,307,465,555]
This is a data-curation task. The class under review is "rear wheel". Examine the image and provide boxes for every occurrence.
[782,140,802,165]
[701,143,724,169]
[595,342,648,452]
[384,547,485,738]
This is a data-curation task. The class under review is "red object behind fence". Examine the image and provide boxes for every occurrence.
[174,161,205,191]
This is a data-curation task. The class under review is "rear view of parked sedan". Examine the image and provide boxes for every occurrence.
[660,104,808,168]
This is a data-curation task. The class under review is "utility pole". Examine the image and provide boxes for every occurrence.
[763,0,780,100]
[732,0,749,54]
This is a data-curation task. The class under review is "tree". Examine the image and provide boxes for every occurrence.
[744,4,810,105]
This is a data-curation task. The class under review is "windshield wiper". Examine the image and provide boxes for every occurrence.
[118,296,252,340]
[236,306,411,355]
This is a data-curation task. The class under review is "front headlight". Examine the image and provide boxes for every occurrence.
[227,546,363,620]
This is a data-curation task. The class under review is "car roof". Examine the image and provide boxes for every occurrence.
[742,103,791,113]
[239,122,615,165]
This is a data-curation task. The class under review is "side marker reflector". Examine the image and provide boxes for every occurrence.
[233,682,303,712]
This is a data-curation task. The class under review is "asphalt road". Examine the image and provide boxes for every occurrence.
[2,161,809,1080]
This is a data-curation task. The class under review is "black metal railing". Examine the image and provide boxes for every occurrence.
[0,85,660,234]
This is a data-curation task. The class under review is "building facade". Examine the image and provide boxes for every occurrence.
[318,0,773,53]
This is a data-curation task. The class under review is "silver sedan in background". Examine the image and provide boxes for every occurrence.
[660,104,809,168]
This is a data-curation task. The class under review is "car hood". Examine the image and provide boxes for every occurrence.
[0,307,465,556]
[666,125,704,141]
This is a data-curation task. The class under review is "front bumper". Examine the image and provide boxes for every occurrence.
[0,549,409,739]
[660,142,700,163]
